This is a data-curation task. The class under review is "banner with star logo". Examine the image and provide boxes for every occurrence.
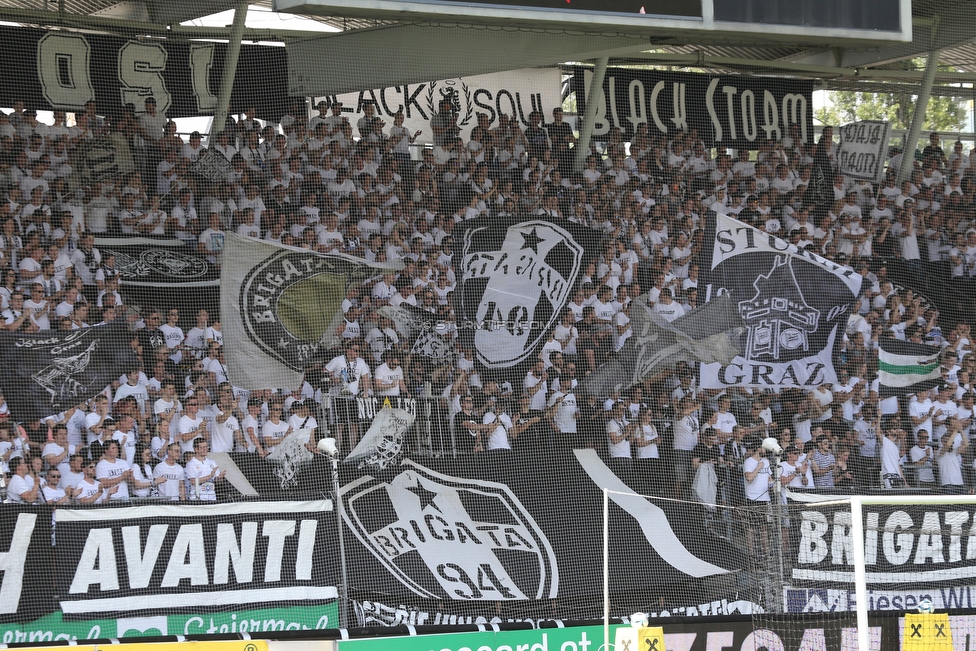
[221,233,401,390]
[454,216,602,373]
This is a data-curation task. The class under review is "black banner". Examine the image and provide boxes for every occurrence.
[55,501,338,617]
[571,67,814,148]
[792,502,976,588]
[0,27,289,118]
[336,451,742,616]
[96,237,219,289]
[0,322,139,422]
[454,215,602,373]
[699,211,861,388]
[0,506,54,624]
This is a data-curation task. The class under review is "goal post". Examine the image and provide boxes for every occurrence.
[601,486,976,651]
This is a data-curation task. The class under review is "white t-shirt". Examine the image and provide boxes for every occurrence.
[178,414,206,453]
[484,411,511,451]
[938,445,965,486]
[635,423,659,459]
[325,355,371,395]
[743,456,771,502]
[607,418,630,458]
[159,324,185,362]
[910,444,935,483]
[262,419,291,450]
[153,460,185,500]
[185,456,221,501]
[96,457,131,500]
[74,477,105,503]
[374,363,404,397]
[241,414,261,453]
[548,390,578,434]
[210,410,240,454]
[6,474,34,503]
[880,435,902,476]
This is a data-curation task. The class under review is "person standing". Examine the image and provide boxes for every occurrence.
[153,443,186,501]
[185,439,221,501]
[909,429,936,489]
[811,435,838,488]
[878,415,908,489]
[325,340,372,453]
[95,440,131,501]
[742,438,772,556]
[937,419,969,494]
[5,456,38,503]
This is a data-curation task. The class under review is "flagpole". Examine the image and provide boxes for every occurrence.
[320,438,350,629]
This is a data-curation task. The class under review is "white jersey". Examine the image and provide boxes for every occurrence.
[95,457,131,500]
[185,456,220,501]
[153,461,185,500]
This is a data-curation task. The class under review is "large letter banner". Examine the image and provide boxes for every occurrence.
[55,501,338,616]
[571,67,814,148]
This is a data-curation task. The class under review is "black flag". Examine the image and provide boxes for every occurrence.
[0,322,139,421]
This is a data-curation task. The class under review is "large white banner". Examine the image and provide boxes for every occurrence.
[836,120,892,182]
[316,68,562,145]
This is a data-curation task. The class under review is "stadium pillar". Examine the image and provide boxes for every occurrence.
[897,48,941,183]
[211,1,248,143]
[574,56,608,172]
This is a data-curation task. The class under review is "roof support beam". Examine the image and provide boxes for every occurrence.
[613,51,976,83]
[211,0,247,141]
[898,47,941,182]
[575,56,607,173]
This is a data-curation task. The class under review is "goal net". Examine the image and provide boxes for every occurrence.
[747,494,976,651]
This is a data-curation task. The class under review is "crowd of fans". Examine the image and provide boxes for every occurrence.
[0,92,975,510]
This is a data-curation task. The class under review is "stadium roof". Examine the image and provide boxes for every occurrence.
[0,0,973,97]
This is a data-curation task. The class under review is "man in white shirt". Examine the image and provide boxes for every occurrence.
[115,367,149,419]
[153,443,186,501]
[210,390,242,454]
[185,439,222,501]
[878,416,908,488]
[177,400,209,454]
[937,427,968,493]
[288,399,319,448]
[374,352,408,397]
[325,341,372,452]
[95,440,131,501]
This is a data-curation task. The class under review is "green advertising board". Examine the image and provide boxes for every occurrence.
[0,604,339,645]
[338,624,621,651]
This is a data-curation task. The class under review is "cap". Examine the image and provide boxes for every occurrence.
[102,417,116,428]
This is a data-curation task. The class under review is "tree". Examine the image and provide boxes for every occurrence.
[815,58,966,138]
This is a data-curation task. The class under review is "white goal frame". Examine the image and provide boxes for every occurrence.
[850,494,976,651]
[601,489,976,651]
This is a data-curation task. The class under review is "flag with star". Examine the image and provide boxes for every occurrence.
[222,232,401,390]
[453,215,602,374]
